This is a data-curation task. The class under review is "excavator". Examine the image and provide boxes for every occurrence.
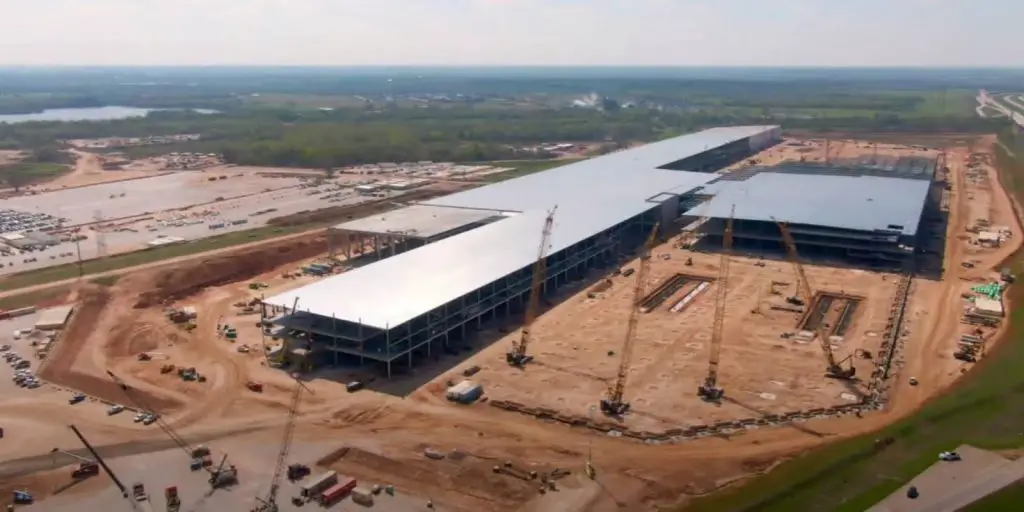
[600,223,659,416]
[698,206,734,402]
[774,220,857,380]
[507,206,557,367]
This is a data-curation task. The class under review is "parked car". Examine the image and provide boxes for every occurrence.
[69,394,86,405]
[107,405,125,415]
[939,451,961,461]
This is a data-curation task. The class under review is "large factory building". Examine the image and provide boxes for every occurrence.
[689,155,940,268]
[263,125,781,375]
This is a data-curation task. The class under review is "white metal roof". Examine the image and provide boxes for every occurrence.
[691,172,931,236]
[265,126,776,329]
[332,204,502,239]
[265,191,709,329]
[423,125,778,212]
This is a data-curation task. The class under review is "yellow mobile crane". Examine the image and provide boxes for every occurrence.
[774,220,857,380]
[507,206,558,367]
[600,222,659,416]
[698,206,734,402]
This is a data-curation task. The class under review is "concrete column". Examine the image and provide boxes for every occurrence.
[391,235,397,257]
[345,233,352,260]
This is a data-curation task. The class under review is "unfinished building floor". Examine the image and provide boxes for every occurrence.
[435,246,901,432]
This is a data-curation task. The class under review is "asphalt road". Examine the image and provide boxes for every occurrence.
[868,445,1024,512]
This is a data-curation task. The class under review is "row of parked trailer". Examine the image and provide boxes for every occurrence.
[208,219,249,230]
[298,470,376,506]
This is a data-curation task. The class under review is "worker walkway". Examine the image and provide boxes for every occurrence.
[867,445,1024,512]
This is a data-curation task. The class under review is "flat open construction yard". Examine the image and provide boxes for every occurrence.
[423,248,899,432]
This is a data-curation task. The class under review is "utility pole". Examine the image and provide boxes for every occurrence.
[74,237,84,278]
[94,210,108,258]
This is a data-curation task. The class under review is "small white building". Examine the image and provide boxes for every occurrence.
[973,297,1004,318]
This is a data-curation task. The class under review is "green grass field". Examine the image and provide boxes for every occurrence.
[681,133,1024,512]
[482,158,581,182]
[0,162,70,186]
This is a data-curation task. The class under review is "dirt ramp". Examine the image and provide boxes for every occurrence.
[39,287,184,413]
[134,235,327,308]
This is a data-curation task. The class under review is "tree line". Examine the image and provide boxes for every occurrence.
[0,103,1004,170]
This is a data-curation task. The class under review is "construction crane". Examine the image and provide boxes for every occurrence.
[698,205,735,402]
[106,371,235,489]
[253,374,307,512]
[507,206,557,367]
[773,220,857,380]
[600,222,659,416]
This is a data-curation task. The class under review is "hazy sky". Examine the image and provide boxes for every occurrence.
[1,0,1021,66]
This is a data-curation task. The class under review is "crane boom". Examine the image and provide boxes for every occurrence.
[106,371,226,481]
[69,424,145,511]
[774,220,856,380]
[698,206,734,401]
[600,222,659,416]
[507,206,557,367]
[256,376,305,512]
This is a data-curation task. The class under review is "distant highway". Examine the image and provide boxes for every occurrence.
[977,89,1024,128]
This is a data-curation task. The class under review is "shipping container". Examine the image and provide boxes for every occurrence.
[318,477,357,505]
[300,470,338,498]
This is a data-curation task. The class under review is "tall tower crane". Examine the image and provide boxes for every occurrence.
[507,206,557,367]
[600,222,659,416]
[253,376,307,512]
[774,220,856,380]
[698,206,735,402]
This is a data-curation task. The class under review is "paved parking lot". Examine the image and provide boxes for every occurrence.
[0,314,47,396]
[0,180,403,276]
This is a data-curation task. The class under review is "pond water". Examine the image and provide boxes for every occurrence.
[0,106,218,124]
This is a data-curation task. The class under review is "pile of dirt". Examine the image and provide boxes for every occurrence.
[134,235,327,308]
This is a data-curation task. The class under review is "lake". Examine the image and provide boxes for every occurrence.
[0,106,219,124]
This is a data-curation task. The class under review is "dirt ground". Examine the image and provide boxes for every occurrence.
[0,150,24,165]
[429,252,898,432]
[2,134,1022,512]
[41,150,166,190]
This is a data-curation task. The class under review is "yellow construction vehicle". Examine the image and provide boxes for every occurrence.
[600,223,659,416]
[698,205,733,402]
[507,207,557,367]
[774,219,856,380]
